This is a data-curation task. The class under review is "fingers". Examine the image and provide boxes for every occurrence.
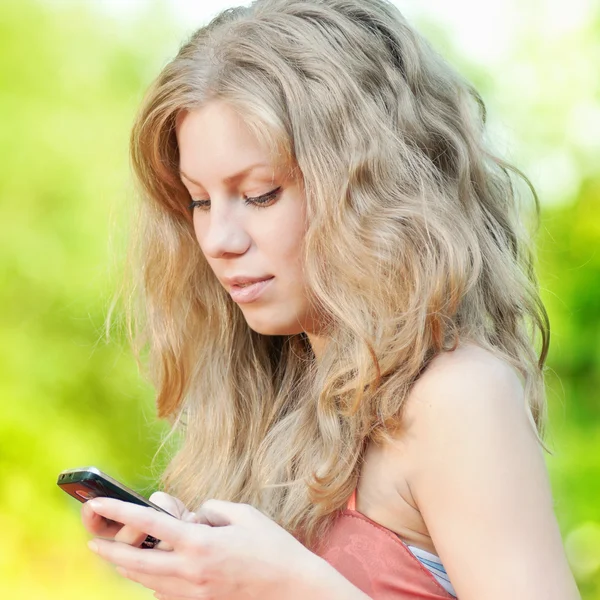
[81,501,122,539]
[121,571,199,598]
[149,492,187,519]
[86,498,200,547]
[184,510,212,527]
[154,592,197,600]
[85,493,195,550]
[82,501,151,548]
[197,499,259,527]
[114,524,150,548]
[148,511,199,551]
[132,571,201,599]
[115,568,200,598]
[90,539,181,577]
[154,539,175,551]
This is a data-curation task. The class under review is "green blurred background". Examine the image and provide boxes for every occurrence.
[0,0,598,597]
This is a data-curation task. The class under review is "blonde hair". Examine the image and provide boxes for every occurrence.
[125,0,549,549]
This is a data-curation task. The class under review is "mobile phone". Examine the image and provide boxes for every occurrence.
[57,466,171,549]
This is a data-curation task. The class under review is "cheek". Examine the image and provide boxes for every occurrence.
[278,239,303,272]
[192,214,204,245]
[191,218,219,274]
[266,212,305,261]
[269,225,307,287]
[192,217,211,258]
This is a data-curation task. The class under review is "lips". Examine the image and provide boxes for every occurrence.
[227,276,274,303]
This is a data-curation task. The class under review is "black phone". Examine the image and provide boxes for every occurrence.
[57,466,171,549]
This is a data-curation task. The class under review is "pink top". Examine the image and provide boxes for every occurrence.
[315,489,456,599]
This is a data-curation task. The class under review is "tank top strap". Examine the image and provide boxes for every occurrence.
[347,488,357,511]
[341,486,456,597]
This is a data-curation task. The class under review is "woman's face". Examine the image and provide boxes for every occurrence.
[176,101,319,338]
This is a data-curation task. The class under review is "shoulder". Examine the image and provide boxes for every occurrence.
[392,342,535,508]
[398,341,537,494]
[411,341,525,405]
[400,342,529,452]
[387,346,580,599]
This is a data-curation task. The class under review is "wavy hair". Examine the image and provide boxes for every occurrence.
[124,0,549,549]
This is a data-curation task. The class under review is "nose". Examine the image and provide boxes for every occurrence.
[196,203,251,259]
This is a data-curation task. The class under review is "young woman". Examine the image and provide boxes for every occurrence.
[81,1,581,598]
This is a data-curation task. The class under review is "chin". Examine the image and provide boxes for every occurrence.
[242,313,304,337]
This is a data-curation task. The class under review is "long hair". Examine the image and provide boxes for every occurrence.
[125,0,549,549]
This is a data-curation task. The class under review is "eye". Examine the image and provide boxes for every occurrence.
[188,199,210,211]
[244,186,282,208]
[187,187,282,212]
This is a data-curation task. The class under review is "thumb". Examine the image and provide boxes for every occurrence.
[197,499,259,527]
[147,492,194,552]
[149,491,191,520]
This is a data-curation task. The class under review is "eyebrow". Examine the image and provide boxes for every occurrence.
[179,162,273,188]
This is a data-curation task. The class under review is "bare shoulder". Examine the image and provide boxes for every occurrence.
[411,341,525,401]
[389,343,580,599]
[395,341,541,515]
[400,342,528,444]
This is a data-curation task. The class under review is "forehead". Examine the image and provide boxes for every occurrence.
[175,102,297,189]
[177,103,267,165]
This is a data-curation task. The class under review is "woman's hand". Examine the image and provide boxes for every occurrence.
[84,496,359,600]
[81,492,196,550]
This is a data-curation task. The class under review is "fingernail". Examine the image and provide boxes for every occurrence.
[88,499,101,510]
[87,540,99,553]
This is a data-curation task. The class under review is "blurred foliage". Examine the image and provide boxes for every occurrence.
[0,0,598,597]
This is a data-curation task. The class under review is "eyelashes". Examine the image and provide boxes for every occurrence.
[187,198,210,211]
[188,187,282,212]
